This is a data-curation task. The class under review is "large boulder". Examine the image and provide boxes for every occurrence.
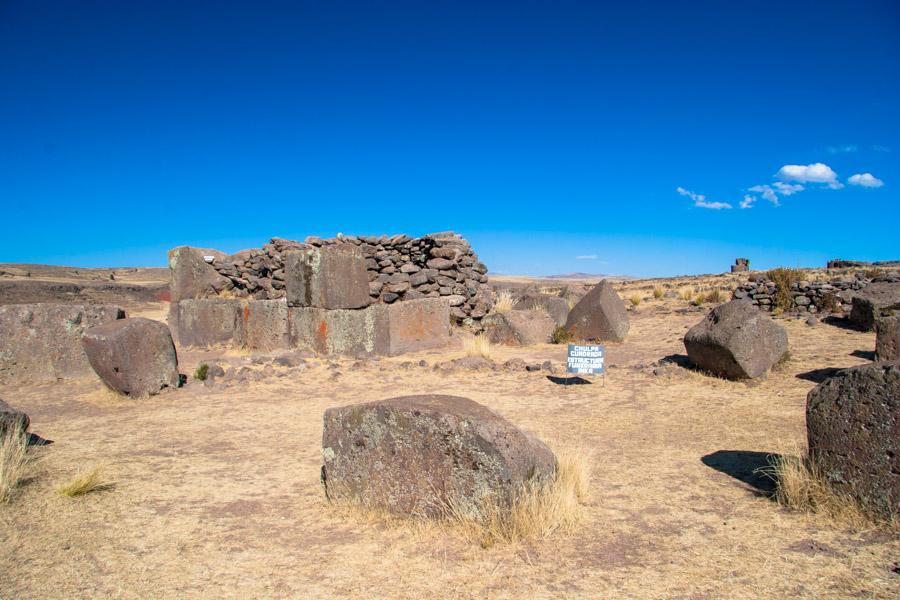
[82,318,180,397]
[683,300,788,379]
[0,303,126,383]
[564,280,629,342]
[513,293,569,326]
[875,316,900,362]
[175,299,244,348]
[322,395,557,517]
[167,246,232,336]
[0,399,29,436]
[806,362,899,518]
[482,310,556,346]
[285,246,370,309]
[849,282,900,331]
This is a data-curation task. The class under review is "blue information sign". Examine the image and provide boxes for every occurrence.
[566,344,605,375]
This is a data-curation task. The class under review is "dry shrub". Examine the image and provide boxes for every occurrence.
[462,335,492,359]
[652,286,664,299]
[766,268,803,312]
[0,423,32,503]
[863,267,885,280]
[757,452,868,526]
[56,466,113,497]
[492,290,515,314]
[194,363,209,381]
[550,325,574,344]
[446,442,591,548]
[528,302,549,316]
[628,294,642,307]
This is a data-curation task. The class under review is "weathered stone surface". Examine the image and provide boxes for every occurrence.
[322,395,557,517]
[684,300,788,379]
[244,299,290,351]
[483,310,556,346]
[285,246,370,310]
[82,318,179,397]
[0,303,125,383]
[289,306,388,357]
[564,280,629,342]
[806,362,899,518]
[849,282,900,331]
[176,299,244,348]
[0,398,29,435]
[167,246,231,335]
[373,298,449,356]
[513,293,569,326]
[875,316,900,362]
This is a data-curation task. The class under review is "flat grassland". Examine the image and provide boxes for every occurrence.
[1,274,898,599]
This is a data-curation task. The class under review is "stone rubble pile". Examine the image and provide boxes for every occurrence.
[201,232,492,325]
[732,275,900,314]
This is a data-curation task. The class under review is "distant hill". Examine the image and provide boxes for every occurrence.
[543,272,633,280]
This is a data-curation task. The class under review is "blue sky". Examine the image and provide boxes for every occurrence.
[1,1,897,277]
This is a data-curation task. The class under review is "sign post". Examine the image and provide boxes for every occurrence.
[566,343,605,386]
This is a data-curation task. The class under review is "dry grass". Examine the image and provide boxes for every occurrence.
[492,290,515,313]
[462,335,493,359]
[55,466,113,497]
[652,285,664,300]
[766,267,803,312]
[757,451,869,527]
[77,384,126,406]
[679,286,695,302]
[0,423,32,503]
[446,442,591,548]
[628,293,642,307]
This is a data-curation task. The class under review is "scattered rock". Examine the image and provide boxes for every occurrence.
[806,315,818,326]
[513,293,570,326]
[806,362,899,518]
[849,282,900,331]
[482,310,556,346]
[565,280,630,342]
[322,394,557,517]
[683,300,788,379]
[82,318,180,397]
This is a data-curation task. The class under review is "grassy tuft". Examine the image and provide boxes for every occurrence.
[628,293,642,307]
[679,287,695,302]
[56,466,113,497]
[194,363,210,381]
[652,286,664,300]
[0,423,32,503]
[492,290,515,314]
[462,335,492,359]
[445,442,591,548]
[766,268,803,312]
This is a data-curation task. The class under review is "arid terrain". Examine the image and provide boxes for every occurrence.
[1,270,898,599]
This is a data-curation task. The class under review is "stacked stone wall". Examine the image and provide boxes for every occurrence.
[733,275,900,314]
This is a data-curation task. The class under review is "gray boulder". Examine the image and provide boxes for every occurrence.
[322,395,556,517]
[82,318,180,397]
[482,309,556,346]
[0,399,29,436]
[849,282,900,331]
[683,300,788,379]
[0,303,126,383]
[513,293,570,326]
[564,280,629,342]
[875,316,900,362]
[807,362,899,518]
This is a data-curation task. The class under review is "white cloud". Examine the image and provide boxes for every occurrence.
[773,182,804,195]
[740,195,755,209]
[776,162,842,188]
[575,254,598,260]
[847,172,884,188]
[827,145,857,154]
[676,186,732,210]
[748,184,780,205]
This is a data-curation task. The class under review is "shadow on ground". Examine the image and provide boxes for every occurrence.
[823,316,863,331]
[795,367,843,383]
[850,349,875,360]
[701,450,777,496]
[26,433,53,446]
[546,375,592,385]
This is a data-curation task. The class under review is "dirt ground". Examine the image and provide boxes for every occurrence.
[2,289,898,599]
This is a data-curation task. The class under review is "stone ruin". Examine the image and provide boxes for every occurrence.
[170,238,459,357]
[171,231,492,326]
[730,258,749,273]
[733,274,900,318]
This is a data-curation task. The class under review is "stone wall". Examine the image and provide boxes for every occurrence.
[733,275,900,314]
[188,231,492,325]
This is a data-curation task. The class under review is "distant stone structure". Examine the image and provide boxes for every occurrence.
[733,275,900,315]
[827,258,900,269]
[730,258,750,273]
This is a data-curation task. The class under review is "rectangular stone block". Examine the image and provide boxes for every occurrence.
[176,299,244,348]
[374,298,449,356]
[244,299,290,351]
[0,303,126,383]
[288,306,388,357]
[875,316,900,362]
[285,246,370,309]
